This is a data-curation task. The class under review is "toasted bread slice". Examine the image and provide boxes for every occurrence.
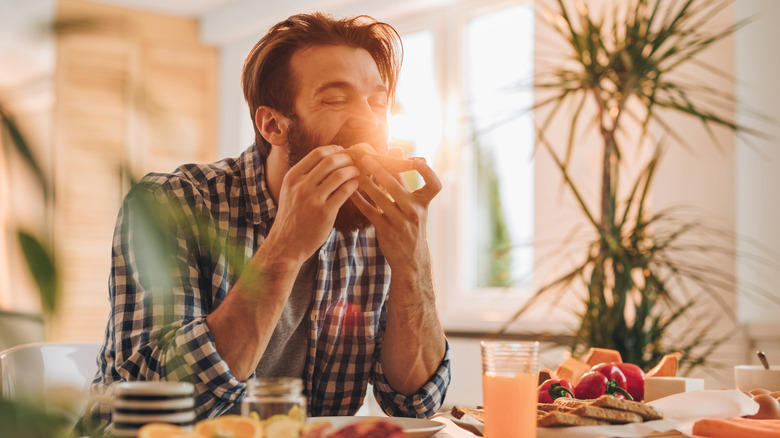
[537,411,607,427]
[553,398,593,409]
[538,403,566,412]
[591,395,664,421]
[451,405,485,423]
[569,405,643,424]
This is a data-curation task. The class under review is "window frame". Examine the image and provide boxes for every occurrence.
[389,0,562,334]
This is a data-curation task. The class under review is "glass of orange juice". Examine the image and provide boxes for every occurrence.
[481,340,539,438]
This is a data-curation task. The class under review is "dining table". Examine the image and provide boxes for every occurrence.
[81,389,765,438]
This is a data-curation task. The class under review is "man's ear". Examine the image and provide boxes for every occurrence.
[255,106,290,147]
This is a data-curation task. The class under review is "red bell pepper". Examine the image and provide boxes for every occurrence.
[537,379,575,403]
[614,362,645,401]
[575,364,634,400]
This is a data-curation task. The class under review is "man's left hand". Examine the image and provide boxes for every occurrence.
[349,154,441,273]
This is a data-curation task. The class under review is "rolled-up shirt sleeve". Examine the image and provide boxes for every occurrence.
[371,339,451,418]
[90,178,245,429]
[169,318,245,407]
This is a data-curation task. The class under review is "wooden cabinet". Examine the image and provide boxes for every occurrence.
[50,0,217,341]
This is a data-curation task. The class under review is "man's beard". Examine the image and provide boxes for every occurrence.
[286,116,373,233]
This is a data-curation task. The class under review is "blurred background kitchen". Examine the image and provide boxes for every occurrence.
[1,0,779,411]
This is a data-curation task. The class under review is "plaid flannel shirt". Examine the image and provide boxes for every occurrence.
[89,144,451,429]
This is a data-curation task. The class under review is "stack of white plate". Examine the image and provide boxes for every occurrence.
[111,381,195,438]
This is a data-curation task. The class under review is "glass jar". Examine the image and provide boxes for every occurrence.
[241,377,307,423]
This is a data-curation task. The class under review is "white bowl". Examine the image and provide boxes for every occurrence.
[734,365,780,392]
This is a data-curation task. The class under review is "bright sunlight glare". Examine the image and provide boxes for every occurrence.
[389,31,440,162]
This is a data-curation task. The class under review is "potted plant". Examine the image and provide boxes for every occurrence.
[500,0,772,373]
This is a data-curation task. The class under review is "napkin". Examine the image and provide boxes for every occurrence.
[431,415,482,437]
[648,390,758,422]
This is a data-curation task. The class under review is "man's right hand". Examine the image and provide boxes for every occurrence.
[263,145,360,267]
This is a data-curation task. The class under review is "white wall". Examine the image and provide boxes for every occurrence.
[735,0,780,365]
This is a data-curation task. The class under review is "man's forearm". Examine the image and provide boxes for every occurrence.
[205,245,300,381]
[380,272,446,395]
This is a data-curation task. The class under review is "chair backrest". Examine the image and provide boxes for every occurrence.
[0,310,45,352]
[0,341,101,426]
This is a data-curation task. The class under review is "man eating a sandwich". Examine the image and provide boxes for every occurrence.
[87,11,450,431]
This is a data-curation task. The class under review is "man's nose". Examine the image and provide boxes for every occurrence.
[346,100,384,131]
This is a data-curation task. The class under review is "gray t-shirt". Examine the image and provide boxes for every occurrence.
[226,253,317,414]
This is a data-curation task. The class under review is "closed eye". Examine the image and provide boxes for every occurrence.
[370,96,389,111]
[323,97,348,107]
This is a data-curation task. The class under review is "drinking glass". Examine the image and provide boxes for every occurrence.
[481,340,539,438]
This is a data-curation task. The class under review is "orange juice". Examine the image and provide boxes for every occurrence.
[482,372,537,438]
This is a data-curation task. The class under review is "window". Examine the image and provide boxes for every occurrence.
[464,5,534,289]
[390,1,536,330]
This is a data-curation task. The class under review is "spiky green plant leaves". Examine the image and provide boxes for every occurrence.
[503,0,765,372]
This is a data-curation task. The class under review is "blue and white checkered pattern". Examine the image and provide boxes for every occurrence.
[88,144,451,431]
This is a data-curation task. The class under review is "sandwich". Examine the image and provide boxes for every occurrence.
[345,143,415,175]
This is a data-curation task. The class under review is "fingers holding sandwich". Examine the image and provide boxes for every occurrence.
[353,153,441,221]
[350,155,440,274]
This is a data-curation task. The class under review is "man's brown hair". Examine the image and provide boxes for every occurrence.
[241,12,403,159]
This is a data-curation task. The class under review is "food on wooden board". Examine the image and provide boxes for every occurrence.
[452,394,665,429]
[541,395,663,427]
[537,411,606,427]
[590,394,663,421]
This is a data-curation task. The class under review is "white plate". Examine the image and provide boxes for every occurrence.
[311,416,445,438]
